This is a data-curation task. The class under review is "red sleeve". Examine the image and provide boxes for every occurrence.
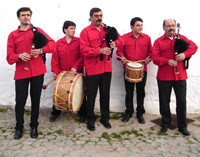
[7,33,21,65]
[37,28,55,53]
[180,35,198,58]
[72,54,84,72]
[147,36,153,58]
[116,34,125,61]
[152,39,169,66]
[51,42,60,74]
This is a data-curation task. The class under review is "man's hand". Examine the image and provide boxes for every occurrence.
[53,73,58,79]
[176,53,185,61]
[100,47,111,55]
[19,52,31,62]
[30,49,41,58]
[120,56,127,64]
[145,56,151,64]
[109,41,116,49]
[71,68,77,73]
[168,59,177,66]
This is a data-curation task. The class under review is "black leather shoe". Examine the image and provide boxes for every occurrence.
[87,122,95,131]
[160,124,168,133]
[49,115,59,122]
[122,114,131,122]
[79,116,86,123]
[137,115,145,124]
[100,120,111,129]
[178,127,190,136]
[14,130,22,139]
[31,128,38,138]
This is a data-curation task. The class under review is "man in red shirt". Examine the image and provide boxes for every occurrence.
[50,20,87,122]
[7,7,55,139]
[117,17,152,124]
[152,19,198,136]
[80,8,117,131]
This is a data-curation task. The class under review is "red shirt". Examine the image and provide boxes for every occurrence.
[80,23,112,76]
[117,32,152,71]
[152,34,198,81]
[51,37,83,74]
[7,26,55,80]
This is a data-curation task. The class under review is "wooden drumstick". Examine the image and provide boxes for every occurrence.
[134,60,146,63]
[115,55,146,63]
[42,77,56,89]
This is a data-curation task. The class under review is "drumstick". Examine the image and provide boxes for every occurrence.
[135,60,146,63]
[115,55,146,63]
[42,77,56,89]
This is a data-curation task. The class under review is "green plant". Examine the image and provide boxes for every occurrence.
[120,130,132,135]
[110,112,124,120]
[55,130,62,135]
[25,109,31,116]
[157,131,168,136]
[0,108,7,113]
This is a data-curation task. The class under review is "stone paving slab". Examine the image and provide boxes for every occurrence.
[1,105,200,157]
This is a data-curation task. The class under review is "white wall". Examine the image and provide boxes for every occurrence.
[0,0,199,114]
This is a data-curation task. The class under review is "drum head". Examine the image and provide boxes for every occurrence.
[70,74,85,113]
[127,62,143,68]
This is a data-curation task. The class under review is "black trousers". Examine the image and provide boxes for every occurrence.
[15,74,44,131]
[51,96,87,117]
[157,80,187,128]
[86,72,111,123]
[124,71,147,117]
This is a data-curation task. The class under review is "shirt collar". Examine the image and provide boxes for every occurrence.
[61,36,77,44]
[128,32,144,38]
[161,33,176,40]
[17,25,32,32]
[88,23,105,31]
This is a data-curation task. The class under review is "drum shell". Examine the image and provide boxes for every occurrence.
[52,71,85,113]
[125,62,144,83]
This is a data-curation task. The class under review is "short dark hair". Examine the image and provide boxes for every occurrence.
[89,7,102,17]
[62,21,76,34]
[17,7,32,17]
[163,19,176,26]
[130,17,143,27]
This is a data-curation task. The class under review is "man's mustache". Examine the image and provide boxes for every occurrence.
[96,19,102,22]
[169,29,174,32]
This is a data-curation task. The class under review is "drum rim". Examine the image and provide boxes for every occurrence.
[69,73,81,112]
[127,62,143,67]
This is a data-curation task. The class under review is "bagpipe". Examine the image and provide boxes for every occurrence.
[173,23,190,73]
[24,21,49,70]
[99,23,118,61]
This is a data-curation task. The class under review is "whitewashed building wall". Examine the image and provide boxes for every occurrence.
[0,0,199,114]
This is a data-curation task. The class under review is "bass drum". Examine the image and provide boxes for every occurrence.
[52,71,85,113]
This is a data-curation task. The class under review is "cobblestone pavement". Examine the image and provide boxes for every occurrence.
[1,105,200,157]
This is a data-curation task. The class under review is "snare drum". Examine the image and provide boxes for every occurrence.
[52,71,85,113]
[125,62,144,83]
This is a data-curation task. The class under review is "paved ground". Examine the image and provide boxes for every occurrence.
[1,105,200,157]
